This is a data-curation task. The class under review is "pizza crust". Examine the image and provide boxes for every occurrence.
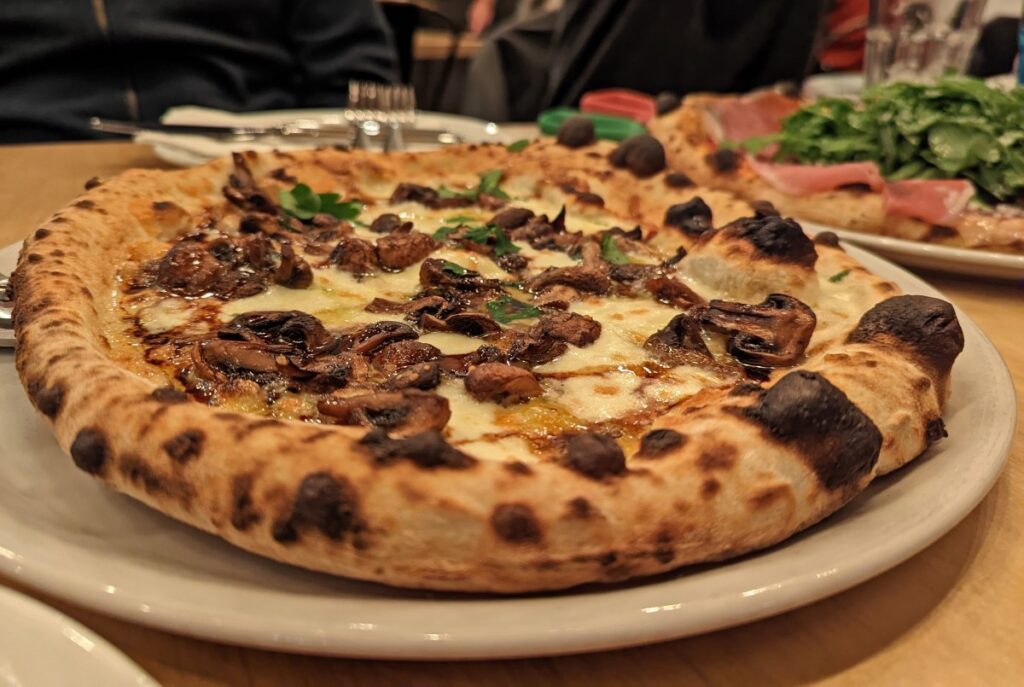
[648,94,1024,253]
[12,144,962,592]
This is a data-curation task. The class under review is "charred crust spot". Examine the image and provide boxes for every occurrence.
[925,224,959,241]
[814,231,841,247]
[749,485,788,511]
[847,296,964,378]
[567,496,593,518]
[162,429,205,463]
[638,428,686,458]
[32,382,65,418]
[556,116,596,148]
[609,135,666,177]
[118,455,191,502]
[654,548,675,564]
[271,519,298,543]
[664,197,712,236]
[721,215,817,268]
[705,148,741,173]
[26,253,42,263]
[664,171,694,188]
[925,417,948,445]
[73,199,95,210]
[598,552,617,567]
[701,478,721,498]
[358,428,476,469]
[751,200,780,218]
[655,91,681,115]
[282,471,360,541]
[70,427,109,475]
[151,386,189,404]
[491,503,542,543]
[697,444,737,471]
[736,370,882,490]
[151,201,174,211]
[564,432,626,479]
[504,461,533,475]
[34,228,51,240]
[230,473,262,530]
[84,176,103,190]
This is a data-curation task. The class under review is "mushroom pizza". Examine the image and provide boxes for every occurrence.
[11,131,964,592]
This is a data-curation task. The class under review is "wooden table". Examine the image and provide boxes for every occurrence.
[1,142,1022,686]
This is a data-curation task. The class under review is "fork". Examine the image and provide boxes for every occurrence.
[345,82,417,152]
[1,272,14,349]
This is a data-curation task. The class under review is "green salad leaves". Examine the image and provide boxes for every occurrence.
[279,183,362,220]
[742,77,1024,203]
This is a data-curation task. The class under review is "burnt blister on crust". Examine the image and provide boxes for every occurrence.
[162,429,205,463]
[846,296,964,379]
[664,197,712,237]
[719,215,818,268]
[563,432,627,479]
[556,116,596,148]
[70,427,109,475]
[272,471,361,543]
[358,428,476,469]
[737,370,882,491]
[30,381,65,418]
[609,135,666,177]
[638,428,686,458]
[491,503,543,544]
[925,417,948,446]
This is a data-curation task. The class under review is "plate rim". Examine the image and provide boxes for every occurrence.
[0,241,1015,659]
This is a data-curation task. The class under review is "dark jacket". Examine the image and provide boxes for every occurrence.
[462,0,828,121]
[0,0,399,142]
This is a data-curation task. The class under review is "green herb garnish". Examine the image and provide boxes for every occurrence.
[745,76,1024,202]
[432,225,460,240]
[506,139,530,153]
[279,183,362,221]
[487,295,542,323]
[441,260,471,276]
[600,232,631,265]
[462,224,521,258]
[828,269,851,283]
[445,214,478,223]
[437,169,510,201]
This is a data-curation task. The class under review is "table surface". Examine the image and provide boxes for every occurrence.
[0,142,1021,687]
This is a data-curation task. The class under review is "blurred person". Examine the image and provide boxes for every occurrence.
[462,0,830,121]
[0,0,399,143]
[466,0,562,35]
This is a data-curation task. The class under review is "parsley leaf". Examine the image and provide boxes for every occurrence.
[279,183,362,221]
[487,295,542,323]
[445,214,478,223]
[441,260,472,276]
[464,224,521,257]
[600,232,631,265]
[828,269,851,283]
[432,225,459,240]
[436,169,510,202]
[506,139,530,153]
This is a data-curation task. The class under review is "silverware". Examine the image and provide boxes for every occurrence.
[344,82,418,151]
[89,117,462,146]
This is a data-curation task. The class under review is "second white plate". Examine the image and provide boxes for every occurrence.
[0,242,1014,659]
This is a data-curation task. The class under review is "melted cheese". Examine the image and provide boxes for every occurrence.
[137,298,194,333]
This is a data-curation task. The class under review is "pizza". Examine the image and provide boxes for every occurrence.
[648,90,1024,254]
[11,130,964,593]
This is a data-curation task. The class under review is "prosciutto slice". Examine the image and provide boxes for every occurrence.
[703,91,801,144]
[882,180,974,226]
[746,158,886,195]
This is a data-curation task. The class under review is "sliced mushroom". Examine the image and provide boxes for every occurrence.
[444,312,503,337]
[532,311,601,347]
[327,237,379,275]
[698,294,817,375]
[439,345,507,376]
[609,263,660,284]
[645,276,704,308]
[156,240,225,297]
[222,153,276,213]
[419,258,502,292]
[318,390,451,435]
[200,339,279,376]
[508,334,568,366]
[220,311,337,355]
[644,313,714,366]
[346,321,419,355]
[274,244,313,289]
[371,340,442,374]
[390,182,472,209]
[287,353,361,392]
[490,207,535,229]
[534,285,581,308]
[382,361,442,391]
[364,294,448,319]
[526,265,611,295]
[376,231,440,270]
[464,363,543,405]
[369,213,404,234]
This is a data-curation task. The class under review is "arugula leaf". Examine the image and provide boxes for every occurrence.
[487,295,542,323]
[506,139,530,153]
[279,183,362,221]
[828,269,851,283]
[432,225,460,240]
[755,76,1024,202]
[441,260,472,276]
[444,214,478,223]
[600,232,631,265]
[464,224,521,257]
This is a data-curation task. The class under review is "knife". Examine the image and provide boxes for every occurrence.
[89,118,464,145]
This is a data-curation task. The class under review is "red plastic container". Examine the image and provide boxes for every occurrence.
[580,89,657,124]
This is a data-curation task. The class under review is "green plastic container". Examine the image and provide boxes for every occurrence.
[537,107,646,142]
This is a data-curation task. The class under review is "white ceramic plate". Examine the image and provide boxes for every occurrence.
[0,241,1014,659]
[141,107,511,167]
[802,221,1024,280]
[0,587,157,687]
